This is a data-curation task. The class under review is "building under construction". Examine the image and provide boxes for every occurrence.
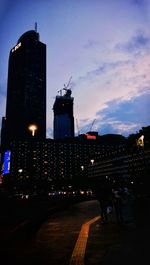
[53,85,75,140]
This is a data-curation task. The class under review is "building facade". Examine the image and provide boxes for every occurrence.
[53,89,74,140]
[3,30,46,148]
[3,134,127,193]
[87,147,150,192]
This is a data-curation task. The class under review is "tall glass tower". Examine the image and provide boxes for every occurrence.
[4,29,46,144]
[53,89,75,140]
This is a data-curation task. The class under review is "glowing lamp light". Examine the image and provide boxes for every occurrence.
[12,42,21,53]
[28,124,37,136]
[90,159,94,165]
[85,133,96,139]
[137,135,144,147]
[81,165,84,171]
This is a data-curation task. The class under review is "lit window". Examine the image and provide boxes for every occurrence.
[12,42,21,53]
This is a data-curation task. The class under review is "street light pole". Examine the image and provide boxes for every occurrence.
[90,159,95,179]
[28,124,38,136]
[28,124,38,194]
[90,159,94,165]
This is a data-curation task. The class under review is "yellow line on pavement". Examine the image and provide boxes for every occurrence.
[69,216,101,265]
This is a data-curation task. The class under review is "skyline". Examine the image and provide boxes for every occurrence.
[1,0,150,138]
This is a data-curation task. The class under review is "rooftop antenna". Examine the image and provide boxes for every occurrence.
[35,22,37,32]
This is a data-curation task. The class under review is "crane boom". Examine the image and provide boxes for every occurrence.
[63,76,72,90]
[90,119,96,131]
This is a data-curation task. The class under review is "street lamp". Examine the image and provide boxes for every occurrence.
[28,124,38,136]
[80,165,85,189]
[81,165,84,171]
[90,159,95,180]
[90,159,94,165]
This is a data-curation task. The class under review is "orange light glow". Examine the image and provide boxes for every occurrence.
[28,124,37,136]
[85,134,96,139]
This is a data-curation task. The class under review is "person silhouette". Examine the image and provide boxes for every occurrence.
[96,182,111,224]
[112,183,124,223]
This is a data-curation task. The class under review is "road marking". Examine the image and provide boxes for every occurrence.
[69,216,101,265]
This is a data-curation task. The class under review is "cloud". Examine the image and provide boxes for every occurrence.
[98,121,139,136]
[46,127,53,139]
[2,1,150,139]
[131,0,148,8]
[75,60,131,86]
[94,91,150,136]
[83,40,100,49]
[73,28,150,130]
[79,114,140,136]
[116,31,150,54]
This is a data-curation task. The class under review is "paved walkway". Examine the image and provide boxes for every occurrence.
[85,195,150,265]
[0,195,150,265]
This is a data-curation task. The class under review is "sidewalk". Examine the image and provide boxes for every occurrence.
[0,194,149,265]
[85,195,150,265]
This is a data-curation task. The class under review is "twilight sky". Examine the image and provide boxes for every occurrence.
[0,0,150,138]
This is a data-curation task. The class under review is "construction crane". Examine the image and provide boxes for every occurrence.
[63,76,72,91]
[89,119,96,132]
[57,77,72,97]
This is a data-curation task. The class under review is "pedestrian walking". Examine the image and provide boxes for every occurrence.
[96,183,111,224]
[112,183,124,223]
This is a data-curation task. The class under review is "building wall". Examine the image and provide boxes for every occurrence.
[5,30,46,145]
[87,149,150,189]
[53,94,74,140]
[3,135,127,192]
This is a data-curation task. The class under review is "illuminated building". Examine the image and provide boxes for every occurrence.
[6,133,127,192]
[53,89,74,140]
[4,29,46,145]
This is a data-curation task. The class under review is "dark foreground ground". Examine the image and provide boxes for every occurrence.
[0,192,150,265]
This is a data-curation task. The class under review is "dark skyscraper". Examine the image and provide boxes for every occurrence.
[4,29,46,144]
[53,89,75,140]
